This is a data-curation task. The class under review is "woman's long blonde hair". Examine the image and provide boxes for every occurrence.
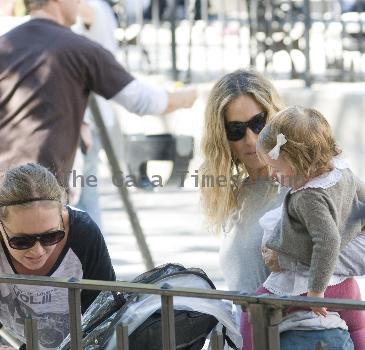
[199,69,284,231]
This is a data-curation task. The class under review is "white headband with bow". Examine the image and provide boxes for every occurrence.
[268,133,287,160]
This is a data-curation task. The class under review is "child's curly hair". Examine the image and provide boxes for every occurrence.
[256,106,341,179]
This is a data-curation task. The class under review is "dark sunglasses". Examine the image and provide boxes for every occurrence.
[0,217,65,250]
[225,111,267,141]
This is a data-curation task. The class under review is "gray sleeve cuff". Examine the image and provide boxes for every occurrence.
[335,232,365,276]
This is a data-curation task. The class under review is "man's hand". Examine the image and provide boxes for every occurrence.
[0,346,17,350]
[261,247,282,272]
[307,290,328,317]
[165,88,197,114]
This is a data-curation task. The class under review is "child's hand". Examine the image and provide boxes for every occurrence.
[262,247,281,271]
[261,247,282,272]
[307,290,328,317]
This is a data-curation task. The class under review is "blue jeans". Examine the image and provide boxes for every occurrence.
[281,329,354,350]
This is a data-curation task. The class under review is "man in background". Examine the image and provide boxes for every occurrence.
[0,0,196,186]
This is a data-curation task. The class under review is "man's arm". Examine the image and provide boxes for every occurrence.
[76,22,197,115]
[111,79,197,116]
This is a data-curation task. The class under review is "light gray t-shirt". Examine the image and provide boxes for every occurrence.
[219,179,287,292]
[0,207,115,349]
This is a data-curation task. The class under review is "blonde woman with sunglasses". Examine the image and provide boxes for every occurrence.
[0,163,115,350]
[200,69,285,293]
[199,70,363,349]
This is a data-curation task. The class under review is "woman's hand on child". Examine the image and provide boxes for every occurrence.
[261,247,282,272]
[307,290,328,317]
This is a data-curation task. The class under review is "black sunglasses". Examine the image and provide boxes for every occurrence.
[225,111,267,141]
[0,216,65,250]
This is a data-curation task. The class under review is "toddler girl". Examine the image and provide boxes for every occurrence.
[241,106,365,349]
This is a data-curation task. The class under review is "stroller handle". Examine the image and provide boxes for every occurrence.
[0,322,26,350]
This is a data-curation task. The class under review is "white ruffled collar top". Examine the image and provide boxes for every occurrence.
[290,157,350,194]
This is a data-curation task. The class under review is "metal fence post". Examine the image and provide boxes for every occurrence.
[161,295,176,350]
[267,308,282,350]
[116,324,129,350]
[303,0,312,87]
[135,0,144,71]
[185,0,197,83]
[2,274,365,350]
[170,0,178,80]
[210,328,224,350]
[248,303,269,350]
[68,288,83,349]
[152,0,161,73]
[24,317,39,350]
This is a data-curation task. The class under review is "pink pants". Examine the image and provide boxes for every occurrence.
[241,278,365,350]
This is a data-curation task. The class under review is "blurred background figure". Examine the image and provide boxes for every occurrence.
[342,0,365,12]
[71,0,123,227]
[76,0,119,53]
[71,0,197,227]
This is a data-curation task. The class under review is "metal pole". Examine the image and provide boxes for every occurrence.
[263,0,273,72]
[247,0,257,67]
[185,0,197,83]
[219,0,225,73]
[201,0,209,74]
[236,0,243,64]
[136,0,144,71]
[68,288,83,350]
[339,0,346,78]
[248,304,269,350]
[0,322,25,349]
[152,0,161,73]
[356,0,363,56]
[88,95,154,270]
[115,0,130,69]
[268,308,282,350]
[210,328,224,350]
[116,324,129,350]
[161,295,176,350]
[303,0,312,87]
[24,317,39,350]
[170,0,178,80]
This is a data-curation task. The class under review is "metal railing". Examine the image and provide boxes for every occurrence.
[1,274,365,349]
[113,0,365,85]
